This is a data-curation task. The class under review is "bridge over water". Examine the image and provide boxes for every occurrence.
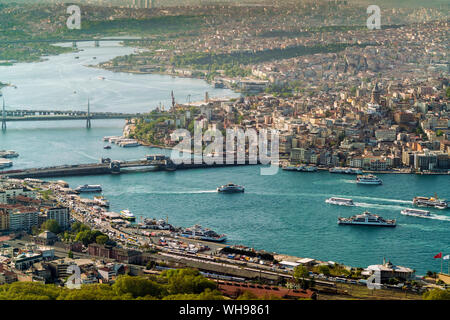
[0,37,155,47]
[0,156,261,179]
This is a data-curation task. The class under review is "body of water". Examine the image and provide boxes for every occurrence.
[1,42,449,275]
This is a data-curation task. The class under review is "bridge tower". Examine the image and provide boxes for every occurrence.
[86,98,91,129]
[1,97,6,132]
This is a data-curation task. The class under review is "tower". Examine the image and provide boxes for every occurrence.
[371,82,381,104]
[1,96,6,131]
[171,90,175,109]
[86,98,91,129]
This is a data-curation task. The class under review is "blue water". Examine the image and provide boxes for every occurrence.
[1,43,449,275]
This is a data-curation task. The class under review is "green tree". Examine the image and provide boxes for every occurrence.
[42,219,61,234]
[67,250,73,259]
[318,265,331,276]
[423,289,450,300]
[95,235,109,245]
[113,275,165,299]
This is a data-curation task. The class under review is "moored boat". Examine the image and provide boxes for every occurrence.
[120,209,136,221]
[178,224,226,242]
[75,184,102,193]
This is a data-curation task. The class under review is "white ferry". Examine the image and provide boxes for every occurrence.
[282,165,299,171]
[413,196,447,210]
[329,167,363,174]
[338,211,396,227]
[400,208,431,218]
[0,159,13,169]
[179,224,227,242]
[75,184,102,193]
[325,197,355,206]
[120,210,136,222]
[356,174,382,185]
[217,183,245,193]
[94,196,110,208]
[0,150,19,158]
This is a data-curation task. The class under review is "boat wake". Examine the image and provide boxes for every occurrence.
[343,195,412,204]
[425,214,450,222]
[354,202,407,211]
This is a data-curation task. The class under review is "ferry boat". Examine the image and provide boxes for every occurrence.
[338,211,396,227]
[120,210,136,222]
[329,167,363,174]
[282,165,299,171]
[356,174,382,185]
[400,208,431,217]
[0,159,13,169]
[413,196,447,210]
[0,150,19,158]
[325,197,355,206]
[140,218,172,230]
[302,165,318,172]
[179,225,227,242]
[94,196,110,208]
[75,184,102,193]
[217,183,245,193]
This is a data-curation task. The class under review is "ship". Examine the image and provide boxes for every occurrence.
[0,159,13,169]
[140,218,172,230]
[400,208,431,217]
[179,224,227,242]
[413,196,447,210]
[217,183,245,193]
[329,167,363,174]
[75,184,102,193]
[94,196,110,208]
[338,211,396,227]
[0,150,19,158]
[325,197,355,206]
[282,165,299,171]
[120,210,136,222]
[356,174,382,185]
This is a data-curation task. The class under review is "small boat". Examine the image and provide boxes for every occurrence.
[413,195,447,210]
[179,224,226,242]
[325,197,355,206]
[120,210,136,222]
[103,145,111,149]
[400,208,431,218]
[338,211,396,227]
[217,183,245,193]
[75,184,102,193]
[356,174,382,185]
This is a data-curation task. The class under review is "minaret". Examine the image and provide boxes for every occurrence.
[86,98,91,129]
[1,96,6,131]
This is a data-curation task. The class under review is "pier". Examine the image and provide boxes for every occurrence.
[0,157,262,179]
